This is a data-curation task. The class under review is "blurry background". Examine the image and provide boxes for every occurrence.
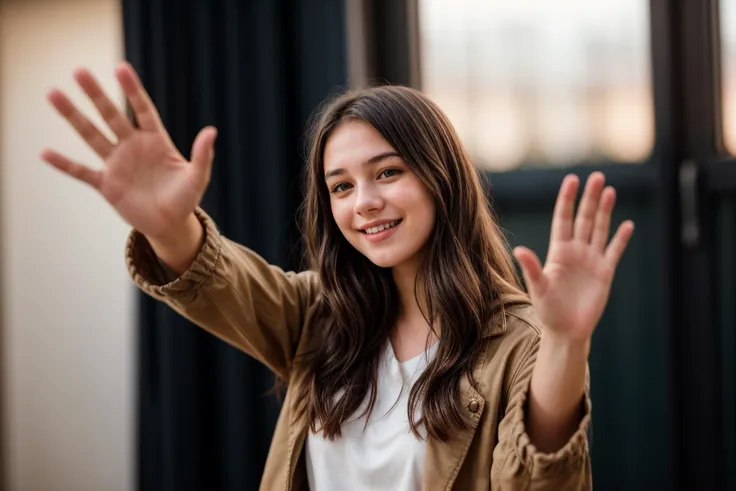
[0,0,734,490]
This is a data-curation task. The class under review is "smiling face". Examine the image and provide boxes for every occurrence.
[323,120,436,272]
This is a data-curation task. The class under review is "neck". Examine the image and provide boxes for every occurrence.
[391,260,432,335]
[390,260,440,361]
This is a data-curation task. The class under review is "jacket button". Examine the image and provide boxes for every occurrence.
[468,399,480,413]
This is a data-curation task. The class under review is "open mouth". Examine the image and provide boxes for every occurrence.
[362,219,403,235]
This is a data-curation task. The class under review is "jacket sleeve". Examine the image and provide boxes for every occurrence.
[491,335,593,490]
[125,206,321,381]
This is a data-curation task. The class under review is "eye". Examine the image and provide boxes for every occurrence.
[378,168,403,179]
[330,182,352,194]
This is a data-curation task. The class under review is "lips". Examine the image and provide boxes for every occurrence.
[362,219,402,235]
[360,219,403,243]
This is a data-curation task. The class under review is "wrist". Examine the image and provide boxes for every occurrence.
[148,213,200,247]
[540,330,591,358]
[145,213,204,276]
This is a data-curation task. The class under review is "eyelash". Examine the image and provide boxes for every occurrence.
[330,168,404,194]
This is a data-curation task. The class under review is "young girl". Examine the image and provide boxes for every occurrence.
[42,62,633,490]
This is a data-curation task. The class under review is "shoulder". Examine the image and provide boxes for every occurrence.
[485,293,543,347]
[503,303,543,340]
[474,298,543,396]
[291,269,322,306]
[492,304,541,361]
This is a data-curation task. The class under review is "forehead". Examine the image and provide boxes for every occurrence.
[323,120,395,172]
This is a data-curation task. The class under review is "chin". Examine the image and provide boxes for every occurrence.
[365,256,399,269]
[362,249,413,269]
[345,231,427,270]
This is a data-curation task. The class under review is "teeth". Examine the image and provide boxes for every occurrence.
[365,220,399,235]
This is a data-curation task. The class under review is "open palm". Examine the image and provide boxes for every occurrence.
[41,62,217,241]
[513,173,634,342]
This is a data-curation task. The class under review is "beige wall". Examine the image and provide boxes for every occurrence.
[0,0,134,490]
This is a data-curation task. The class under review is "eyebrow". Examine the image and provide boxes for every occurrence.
[324,151,401,179]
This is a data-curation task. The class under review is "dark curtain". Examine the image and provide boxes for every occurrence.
[121,1,347,489]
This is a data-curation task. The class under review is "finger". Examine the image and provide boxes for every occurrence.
[41,149,103,189]
[605,220,635,268]
[47,89,115,159]
[116,61,164,132]
[550,174,579,243]
[513,246,548,297]
[591,186,616,252]
[573,172,605,243]
[190,126,218,184]
[73,68,134,140]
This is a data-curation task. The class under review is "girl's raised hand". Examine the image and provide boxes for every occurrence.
[41,62,217,243]
[512,172,635,344]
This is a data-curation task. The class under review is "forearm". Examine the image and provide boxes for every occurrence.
[146,212,204,276]
[526,334,589,453]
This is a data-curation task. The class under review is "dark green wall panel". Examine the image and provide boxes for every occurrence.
[717,197,736,491]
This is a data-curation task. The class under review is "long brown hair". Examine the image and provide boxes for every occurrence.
[296,85,525,441]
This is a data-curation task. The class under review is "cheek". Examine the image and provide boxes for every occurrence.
[393,184,435,221]
[330,200,354,233]
[418,204,436,234]
[407,192,436,236]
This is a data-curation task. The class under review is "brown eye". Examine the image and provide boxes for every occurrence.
[331,182,351,193]
[379,168,402,179]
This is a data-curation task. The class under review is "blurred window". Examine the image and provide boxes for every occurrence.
[418,0,654,171]
[721,0,736,155]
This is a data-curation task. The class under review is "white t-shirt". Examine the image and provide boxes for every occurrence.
[305,340,439,491]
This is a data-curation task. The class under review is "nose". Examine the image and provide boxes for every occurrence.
[353,182,384,216]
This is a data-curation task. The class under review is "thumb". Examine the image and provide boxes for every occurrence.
[190,126,218,183]
[512,246,547,296]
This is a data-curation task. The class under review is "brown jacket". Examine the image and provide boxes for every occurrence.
[126,208,593,490]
